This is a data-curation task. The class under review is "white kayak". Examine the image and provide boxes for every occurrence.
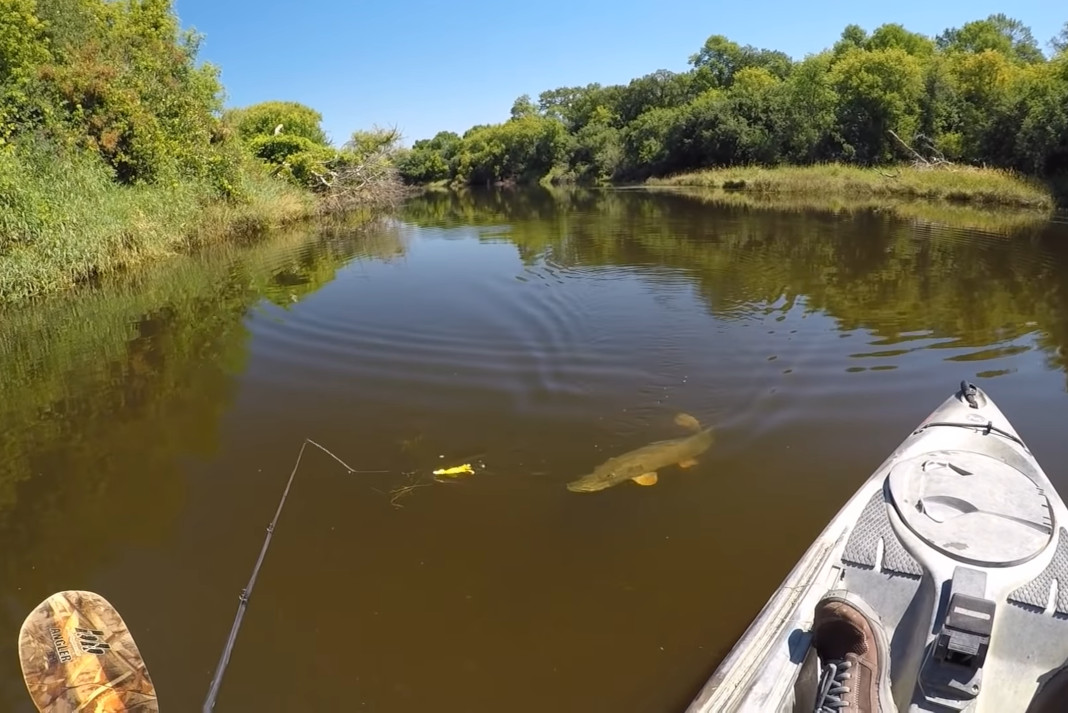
[688,381,1068,712]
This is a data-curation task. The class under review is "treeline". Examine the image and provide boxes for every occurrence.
[397,15,1068,186]
[0,0,397,300]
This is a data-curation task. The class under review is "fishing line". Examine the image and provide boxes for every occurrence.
[202,438,383,712]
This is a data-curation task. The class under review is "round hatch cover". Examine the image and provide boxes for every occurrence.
[887,450,1053,567]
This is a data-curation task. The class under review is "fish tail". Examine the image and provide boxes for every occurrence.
[674,412,701,432]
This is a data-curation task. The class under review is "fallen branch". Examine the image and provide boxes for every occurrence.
[889,130,929,165]
[888,130,957,171]
[915,134,950,165]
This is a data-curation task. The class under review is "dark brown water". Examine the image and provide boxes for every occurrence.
[2,187,1068,712]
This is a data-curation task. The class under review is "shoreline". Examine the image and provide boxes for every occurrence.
[0,157,390,305]
[645,164,1055,210]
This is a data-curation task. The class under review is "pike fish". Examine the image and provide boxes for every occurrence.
[566,413,713,493]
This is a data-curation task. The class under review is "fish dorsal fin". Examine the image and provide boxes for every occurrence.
[632,472,658,486]
[674,413,700,432]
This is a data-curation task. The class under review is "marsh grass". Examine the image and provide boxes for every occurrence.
[647,163,1054,210]
[644,185,1052,237]
[0,144,317,302]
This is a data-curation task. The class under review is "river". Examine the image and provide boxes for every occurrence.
[1,187,1067,712]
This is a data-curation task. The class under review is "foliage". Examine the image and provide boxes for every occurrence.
[1053,23,1068,55]
[225,99,406,210]
[0,137,314,301]
[452,115,569,184]
[315,127,408,212]
[225,100,329,145]
[21,0,235,187]
[689,35,793,90]
[830,48,924,163]
[400,13,1068,195]
[865,23,936,57]
[396,130,462,183]
[936,14,1045,64]
[0,0,51,138]
[0,0,399,301]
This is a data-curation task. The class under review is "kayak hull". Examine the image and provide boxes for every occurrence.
[689,382,1068,713]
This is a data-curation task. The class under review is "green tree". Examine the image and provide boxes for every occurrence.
[397,130,462,184]
[944,50,1018,161]
[616,70,695,124]
[937,14,1044,63]
[620,105,682,175]
[866,23,936,57]
[1007,61,1068,174]
[225,100,329,145]
[229,100,333,188]
[918,54,961,156]
[456,115,568,184]
[690,35,746,89]
[833,24,869,58]
[510,94,538,119]
[571,122,623,180]
[29,0,233,186]
[538,83,623,132]
[830,48,924,163]
[780,52,838,162]
[1052,23,1068,55]
[690,34,793,91]
[0,0,51,138]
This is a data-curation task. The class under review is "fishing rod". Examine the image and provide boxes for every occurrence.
[202,438,368,712]
[18,441,316,713]
[16,439,375,713]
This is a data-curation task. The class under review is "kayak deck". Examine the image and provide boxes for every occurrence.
[689,382,1068,712]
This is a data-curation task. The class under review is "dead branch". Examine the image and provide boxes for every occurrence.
[318,158,410,215]
[889,130,929,165]
[915,134,949,164]
[888,130,956,171]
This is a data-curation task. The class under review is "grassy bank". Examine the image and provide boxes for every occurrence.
[644,185,1051,237]
[0,145,318,303]
[646,164,1055,210]
[0,0,409,305]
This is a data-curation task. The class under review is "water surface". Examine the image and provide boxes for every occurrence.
[2,188,1068,712]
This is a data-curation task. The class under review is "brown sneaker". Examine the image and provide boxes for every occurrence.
[1027,664,1068,713]
[812,590,895,713]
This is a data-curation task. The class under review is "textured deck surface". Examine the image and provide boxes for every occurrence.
[842,487,923,578]
[1009,527,1068,615]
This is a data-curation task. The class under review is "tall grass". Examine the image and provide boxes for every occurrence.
[644,185,1051,237]
[0,142,316,302]
[647,163,1055,210]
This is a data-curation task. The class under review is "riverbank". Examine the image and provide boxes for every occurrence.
[0,0,409,305]
[0,147,320,303]
[643,185,1050,237]
[646,164,1055,210]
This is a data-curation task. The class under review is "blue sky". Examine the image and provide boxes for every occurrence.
[172,0,1064,147]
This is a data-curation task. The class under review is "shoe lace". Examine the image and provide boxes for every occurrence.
[814,658,853,712]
